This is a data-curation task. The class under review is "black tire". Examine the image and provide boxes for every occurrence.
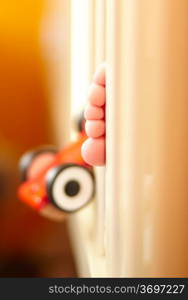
[46,164,95,213]
[19,147,57,182]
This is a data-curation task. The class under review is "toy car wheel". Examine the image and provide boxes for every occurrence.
[46,164,95,212]
[19,147,57,182]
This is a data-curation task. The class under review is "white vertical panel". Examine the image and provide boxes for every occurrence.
[95,0,105,65]
[105,0,188,277]
[105,0,125,277]
[94,0,106,255]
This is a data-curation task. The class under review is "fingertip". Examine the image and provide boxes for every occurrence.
[85,120,105,138]
[81,137,105,166]
[84,104,104,120]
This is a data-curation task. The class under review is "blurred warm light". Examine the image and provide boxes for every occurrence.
[71,0,91,115]
[0,0,76,277]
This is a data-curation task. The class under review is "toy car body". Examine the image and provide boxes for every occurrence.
[18,133,95,221]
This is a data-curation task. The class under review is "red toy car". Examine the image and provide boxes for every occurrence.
[18,132,95,221]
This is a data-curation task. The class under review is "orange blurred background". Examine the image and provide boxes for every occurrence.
[0,1,76,277]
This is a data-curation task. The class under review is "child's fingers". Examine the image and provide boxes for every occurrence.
[84,104,104,120]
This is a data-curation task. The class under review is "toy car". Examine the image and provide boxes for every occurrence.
[18,132,95,221]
